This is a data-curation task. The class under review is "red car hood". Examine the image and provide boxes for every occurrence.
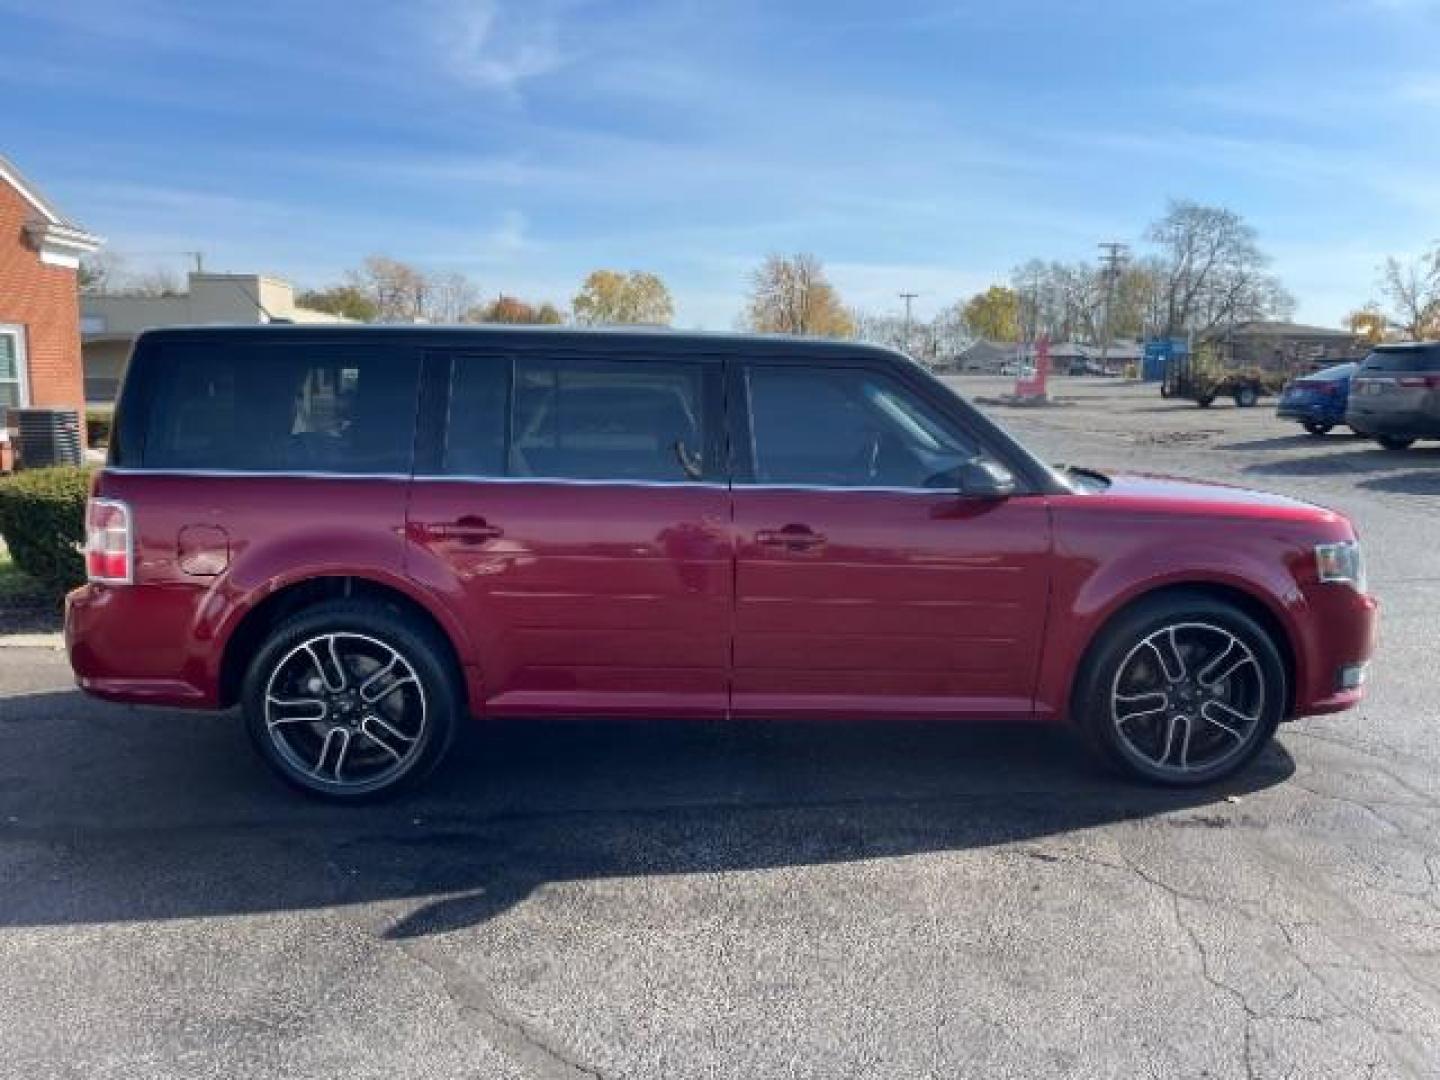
[1087,471,1342,525]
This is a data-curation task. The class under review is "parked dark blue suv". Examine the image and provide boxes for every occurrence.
[1276,362,1358,436]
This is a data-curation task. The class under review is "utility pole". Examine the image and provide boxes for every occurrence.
[1097,242,1128,373]
[898,292,919,353]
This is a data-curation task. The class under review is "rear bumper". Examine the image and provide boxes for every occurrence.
[65,583,216,708]
[1276,404,1344,424]
[1346,407,1440,437]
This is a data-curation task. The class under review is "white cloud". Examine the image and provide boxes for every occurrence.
[429,0,568,93]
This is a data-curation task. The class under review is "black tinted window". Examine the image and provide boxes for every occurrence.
[744,365,976,488]
[137,342,418,473]
[443,356,509,476]
[510,357,707,482]
[1362,346,1440,373]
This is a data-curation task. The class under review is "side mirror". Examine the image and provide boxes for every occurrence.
[957,458,1016,500]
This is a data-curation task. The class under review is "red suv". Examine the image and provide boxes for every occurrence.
[66,327,1378,799]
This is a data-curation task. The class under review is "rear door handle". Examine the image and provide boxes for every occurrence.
[417,516,503,543]
[755,524,826,551]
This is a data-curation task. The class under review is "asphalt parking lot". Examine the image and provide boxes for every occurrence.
[1,377,1437,1079]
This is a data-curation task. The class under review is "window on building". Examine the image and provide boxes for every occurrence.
[0,328,27,415]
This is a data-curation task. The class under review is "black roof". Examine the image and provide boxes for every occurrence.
[135,323,908,363]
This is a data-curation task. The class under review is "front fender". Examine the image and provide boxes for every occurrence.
[1035,516,1311,722]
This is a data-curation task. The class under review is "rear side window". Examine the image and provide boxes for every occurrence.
[126,341,419,473]
[1362,346,1440,373]
[444,356,509,476]
[507,357,708,482]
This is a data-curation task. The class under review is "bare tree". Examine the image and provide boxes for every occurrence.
[1146,200,1291,337]
[745,253,853,337]
[1378,250,1440,340]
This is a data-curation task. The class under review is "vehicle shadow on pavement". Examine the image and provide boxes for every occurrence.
[1239,444,1440,476]
[0,690,1294,937]
[1359,470,1440,495]
[1221,433,1366,454]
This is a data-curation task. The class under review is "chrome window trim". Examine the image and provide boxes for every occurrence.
[104,467,413,481]
[734,482,961,495]
[414,474,729,490]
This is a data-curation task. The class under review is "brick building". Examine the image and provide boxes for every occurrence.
[0,155,101,428]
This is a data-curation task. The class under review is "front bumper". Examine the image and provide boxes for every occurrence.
[1292,584,1379,718]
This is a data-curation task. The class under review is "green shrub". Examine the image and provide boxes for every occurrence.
[86,408,113,448]
[0,466,94,598]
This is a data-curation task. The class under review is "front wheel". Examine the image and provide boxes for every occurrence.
[1303,421,1333,436]
[1075,594,1285,786]
[1233,385,1259,408]
[241,600,460,801]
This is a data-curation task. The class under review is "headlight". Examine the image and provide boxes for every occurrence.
[1315,541,1366,591]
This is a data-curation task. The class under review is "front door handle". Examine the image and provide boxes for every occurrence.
[417,516,503,544]
[755,524,826,551]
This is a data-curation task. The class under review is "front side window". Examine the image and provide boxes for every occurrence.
[744,365,978,488]
[139,343,418,473]
[509,357,708,482]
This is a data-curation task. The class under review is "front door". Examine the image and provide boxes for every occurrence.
[730,361,1052,720]
[407,348,731,718]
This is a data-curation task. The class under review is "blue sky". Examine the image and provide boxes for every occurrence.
[4,0,1438,327]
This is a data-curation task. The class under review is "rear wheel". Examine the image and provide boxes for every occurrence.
[1303,421,1333,436]
[241,600,459,801]
[1075,594,1285,786]
[1377,435,1416,451]
[1195,394,1215,409]
[1234,385,1259,408]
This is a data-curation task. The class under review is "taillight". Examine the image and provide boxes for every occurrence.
[1396,374,1440,389]
[85,498,132,584]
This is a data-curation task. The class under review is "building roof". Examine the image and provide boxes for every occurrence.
[1207,320,1356,340]
[0,154,103,266]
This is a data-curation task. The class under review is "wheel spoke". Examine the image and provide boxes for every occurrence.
[1145,628,1188,682]
[314,726,352,779]
[1115,690,1169,724]
[266,695,327,723]
[1201,698,1258,739]
[302,640,346,693]
[359,714,414,761]
[1199,639,1256,689]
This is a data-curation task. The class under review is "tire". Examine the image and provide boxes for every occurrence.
[1196,395,1215,409]
[1234,385,1259,408]
[1377,435,1416,451]
[1074,593,1286,787]
[241,600,460,801]
[1159,384,1172,399]
[1303,421,1333,436]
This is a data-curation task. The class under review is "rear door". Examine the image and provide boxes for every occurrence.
[728,358,1052,720]
[406,346,731,718]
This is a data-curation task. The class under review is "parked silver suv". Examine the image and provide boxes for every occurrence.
[1347,343,1440,450]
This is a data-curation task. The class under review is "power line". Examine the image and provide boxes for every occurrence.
[898,292,919,352]
[1097,242,1129,371]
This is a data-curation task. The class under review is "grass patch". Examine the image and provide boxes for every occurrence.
[0,550,53,607]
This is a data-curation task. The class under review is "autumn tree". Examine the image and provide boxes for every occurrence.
[1378,250,1440,340]
[745,253,853,337]
[348,255,430,321]
[1345,304,1387,345]
[572,270,674,325]
[471,295,566,324]
[1145,200,1292,337]
[297,285,379,322]
[960,285,1021,342]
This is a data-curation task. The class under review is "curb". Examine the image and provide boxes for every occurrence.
[0,632,64,649]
